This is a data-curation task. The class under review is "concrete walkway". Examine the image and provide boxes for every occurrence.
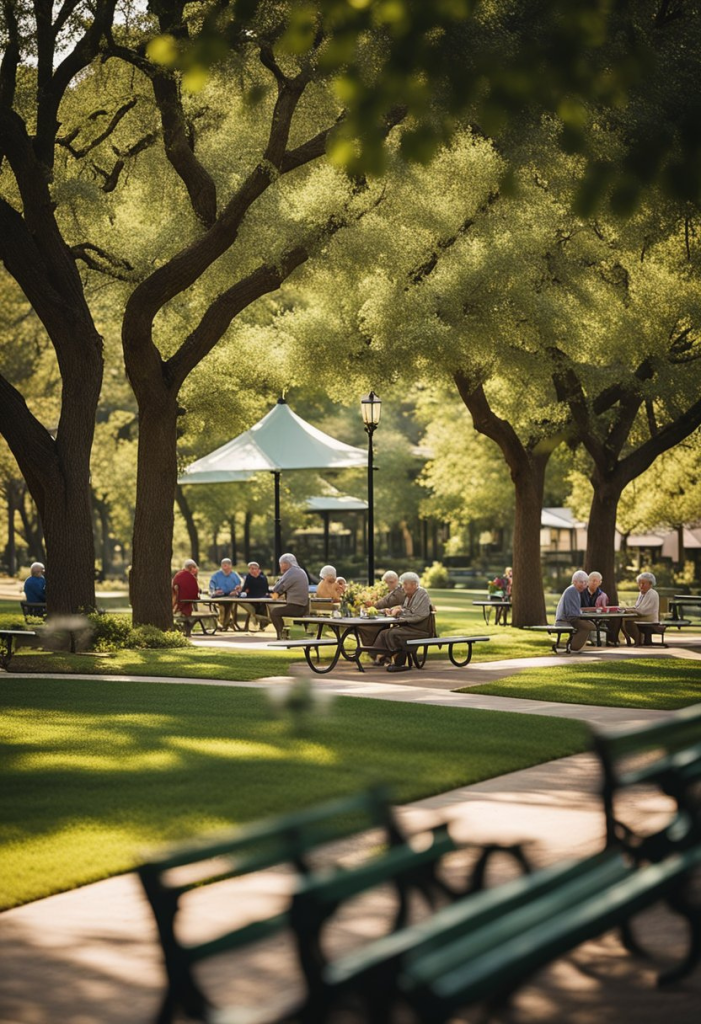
[2,648,700,1022]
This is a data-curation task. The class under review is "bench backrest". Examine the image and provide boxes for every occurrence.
[592,704,701,858]
[139,786,401,956]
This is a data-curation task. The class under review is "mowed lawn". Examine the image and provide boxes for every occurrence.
[461,658,701,710]
[1,676,589,909]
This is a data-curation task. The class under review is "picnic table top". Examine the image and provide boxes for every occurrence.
[472,600,512,607]
[292,615,394,626]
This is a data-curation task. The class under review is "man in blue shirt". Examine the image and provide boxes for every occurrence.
[208,558,242,630]
[23,562,46,609]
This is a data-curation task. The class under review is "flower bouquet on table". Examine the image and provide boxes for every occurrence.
[487,576,507,599]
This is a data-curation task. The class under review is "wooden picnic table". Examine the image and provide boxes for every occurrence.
[668,594,701,620]
[268,615,395,673]
[196,595,281,632]
[578,609,640,646]
[472,599,512,626]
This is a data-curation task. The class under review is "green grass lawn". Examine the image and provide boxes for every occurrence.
[8,647,297,681]
[461,658,701,710]
[0,675,589,909]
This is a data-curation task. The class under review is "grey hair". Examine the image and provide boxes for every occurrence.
[183,559,198,570]
[382,570,399,583]
[336,577,347,585]
[247,561,260,569]
[399,571,421,585]
[279,552,298,566]
[637,571,657,586]
[30,562,45,575]
[588,571,603,584]
[571,570,589,584]
[319,565,336,579]
[221,558,232,566]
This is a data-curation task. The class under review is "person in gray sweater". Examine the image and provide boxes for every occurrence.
[372,572,433,671]
[555,570,596,651]
[270,553,309,639]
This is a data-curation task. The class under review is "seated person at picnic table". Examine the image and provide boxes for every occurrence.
[504,567,513,598]
[580,570,608,608]
[371,572,433,672]
[270,552,309,639]
[172,560,200,617]
[239,561,270,630]
[23,562,46,606]
[555,570,596,652]
[358,570,405,649]
[622,571,660,647]
[316,565,343,601]
[208,557,242,630]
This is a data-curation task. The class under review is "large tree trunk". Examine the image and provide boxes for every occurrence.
[584,472,624,605]
[511,453,549,626]
[131,401,180,628]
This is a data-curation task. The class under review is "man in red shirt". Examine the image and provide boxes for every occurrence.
[172,560,200,616]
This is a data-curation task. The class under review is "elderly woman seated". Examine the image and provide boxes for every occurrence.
[555,570,597,652]
[316,565,343,601]
[622,571,660,647]
[371,572,433,672]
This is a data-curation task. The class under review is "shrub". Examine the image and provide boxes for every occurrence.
[420,561,451,588]
[131,625,191,649]
[86,612,134,652]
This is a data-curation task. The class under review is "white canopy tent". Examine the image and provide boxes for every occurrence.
[178,399,367,563]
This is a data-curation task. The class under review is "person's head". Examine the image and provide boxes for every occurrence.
[504,567,512,577]
[336,576,347,592]
[399,571,421,595]
[382,570,399,588]
[30,562,45,577]
[319,565,337,581]
[220,558,233,575]
[637,571,656,591]
[571,570,589,592]
[247,561,261,577]
[183,559,198,576]
[279,552,298,571]
[588,571,603,591]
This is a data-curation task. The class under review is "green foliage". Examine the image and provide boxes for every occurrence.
[85,614,190,652]
[420,561,450,588]
[130,625,191,650]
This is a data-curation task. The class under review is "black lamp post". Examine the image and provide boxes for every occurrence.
[361,391,382,586]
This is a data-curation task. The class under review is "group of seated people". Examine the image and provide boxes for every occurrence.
[171,556,435,665]
[556,569,660,651]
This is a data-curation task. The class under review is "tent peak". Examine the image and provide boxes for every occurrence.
[277,396,287,405]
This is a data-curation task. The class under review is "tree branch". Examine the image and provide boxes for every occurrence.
[0,0,20,110]
[57,98,138,158]
[70,242,138,281]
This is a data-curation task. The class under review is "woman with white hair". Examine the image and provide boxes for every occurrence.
[316,565,342,601]
[623,572,660,647]
[555,570,596,652]
[371,571,433,672]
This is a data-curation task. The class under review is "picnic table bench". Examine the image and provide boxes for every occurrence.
[635,620,693,647]
[308,705,701,1022]
[20,601,47,621]
[0,629,38,669]
[405,635,491,668]
[524,624,575,653]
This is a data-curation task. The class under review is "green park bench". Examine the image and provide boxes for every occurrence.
[318,705,701,1023]
[20,601,47,621]
[0,629,38,669]
[173,608,219,637]
[139,786,530,1024]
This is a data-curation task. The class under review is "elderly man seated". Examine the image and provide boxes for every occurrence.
[23,562,47,608]
[371,571,433,672]
[622,571,660,647]
[172,560,200,617]
[357,570,405,649]
[555,570,597,652]
[270,553,309,639]
[208,558,242,630]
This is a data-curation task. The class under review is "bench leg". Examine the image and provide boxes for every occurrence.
[302,643,342,675]
[0,636,14,670]
[448,642,473,668]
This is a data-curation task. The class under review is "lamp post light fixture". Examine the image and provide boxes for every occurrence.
[361,391,382,586]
